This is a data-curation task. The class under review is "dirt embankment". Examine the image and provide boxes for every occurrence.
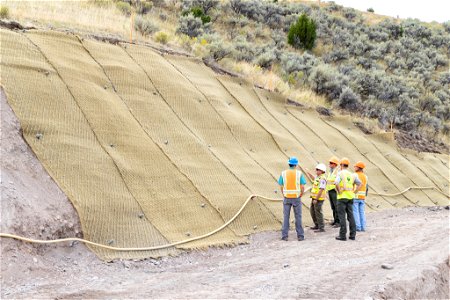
[1,88,82,247]
[395,130,449,154]
[1,88,449,299]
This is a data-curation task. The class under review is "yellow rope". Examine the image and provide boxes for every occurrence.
[0,194,272,252]
[370,186,449,198]
[0,186,448,251]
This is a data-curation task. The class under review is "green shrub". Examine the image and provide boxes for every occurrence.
[182,6,211,24]
[116,1,132,16]
[154,31,169,44]
[287,14,317,50]
[0,5,9,19]
[136,1,153,15]
[134,16,159,36]
[367,8,374,13]
[177,14,204,37]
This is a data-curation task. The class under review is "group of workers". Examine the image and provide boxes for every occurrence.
[278,156,368,241]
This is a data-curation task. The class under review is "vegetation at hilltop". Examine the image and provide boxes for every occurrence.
[3,0,449,151]
[171,0,449,144]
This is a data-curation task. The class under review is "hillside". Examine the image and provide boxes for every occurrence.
[2,0,449,152]
[1,2,450,298]
[1,27,448,260]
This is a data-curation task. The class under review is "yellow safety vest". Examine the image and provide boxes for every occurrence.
[355,171,368,200]
[282,169,302,198]
[311,174,326,200]
[337,169,355,200]
[326,167,338,191]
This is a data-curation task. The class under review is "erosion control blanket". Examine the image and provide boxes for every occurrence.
[1,29,448,259]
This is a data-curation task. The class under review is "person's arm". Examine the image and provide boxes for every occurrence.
[353,174,362,193]
[300,174,307,197]
[334,174,341,194]
[366,183,369,197]
[305,169,315,182]
[278,175,284,195]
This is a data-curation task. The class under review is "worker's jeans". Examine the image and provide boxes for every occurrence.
[282,197,304,239]
[353,199,366,231]
[337,198,356,239]
[328,189,339,224]
[310,199,324,229]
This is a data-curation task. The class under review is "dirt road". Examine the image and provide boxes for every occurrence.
[1,206,448,299]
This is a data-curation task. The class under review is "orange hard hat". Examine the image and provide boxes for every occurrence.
[340,157,350,165]
[329,156,339,165]
[355,161,366,169]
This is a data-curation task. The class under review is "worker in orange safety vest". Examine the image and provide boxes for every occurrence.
[278,156,307,241]
[353,161,368,232]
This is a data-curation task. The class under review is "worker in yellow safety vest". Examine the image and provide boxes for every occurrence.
[326,156,340,227]
[278,157,307,241]
[334,158,361,241]
[353,161,368,232]
[310,163,327,232]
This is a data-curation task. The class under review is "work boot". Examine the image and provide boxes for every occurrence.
[349,236,355,240]
[335,236,346,241]
[310,225,319,230]
[281,237,288,241]
[298,237,304,241]
[314,228,325,232]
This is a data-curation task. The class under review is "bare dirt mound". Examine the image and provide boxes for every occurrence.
[0,87,81,241]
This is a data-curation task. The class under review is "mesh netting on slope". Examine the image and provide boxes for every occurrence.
[1,29,448,259]
[1,29,175,260]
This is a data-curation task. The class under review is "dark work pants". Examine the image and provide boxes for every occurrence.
[310,200,324,229]
[328,189,339,224]
[337,198,356,239]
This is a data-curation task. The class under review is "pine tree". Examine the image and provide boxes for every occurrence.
[287,14,317,50]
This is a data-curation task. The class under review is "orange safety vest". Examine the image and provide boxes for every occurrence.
[282,169,302,198]
[355,171,368,200]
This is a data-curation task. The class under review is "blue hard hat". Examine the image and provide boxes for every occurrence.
[288,156,298,166]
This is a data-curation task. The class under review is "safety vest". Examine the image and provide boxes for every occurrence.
[337,169,355,200]
[355,171,368,200]
[326,167,338,191]
[282,169,302,198]
[311,174,326,200]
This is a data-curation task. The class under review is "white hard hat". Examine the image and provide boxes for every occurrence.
[315,163,326,172]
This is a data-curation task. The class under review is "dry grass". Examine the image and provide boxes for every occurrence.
[4,1,179,44]
[5,0,130,36]
[221,59,328,108]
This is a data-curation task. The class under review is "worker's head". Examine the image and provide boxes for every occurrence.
[315,163,326,175]
[354,161,365,172]
[329,156,339,168]
[340,157,350,169]
[288,156,298,167]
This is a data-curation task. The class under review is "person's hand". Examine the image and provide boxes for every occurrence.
[313,199,318,205]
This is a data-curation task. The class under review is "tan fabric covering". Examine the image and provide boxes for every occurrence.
[1,29,448,259]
